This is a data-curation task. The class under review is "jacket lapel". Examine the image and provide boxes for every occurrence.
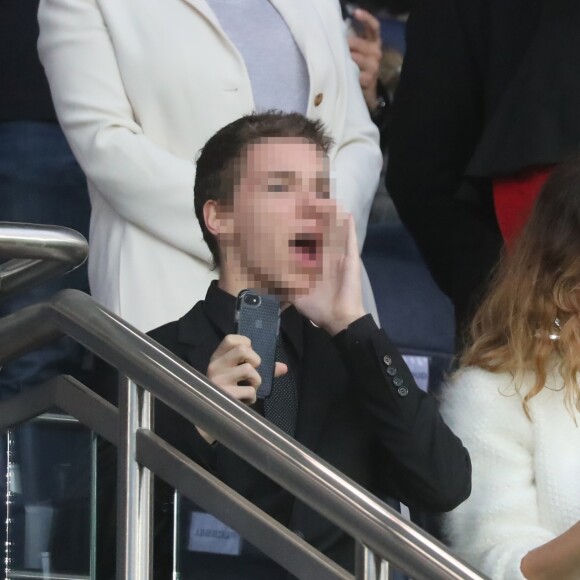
[176,0,223,32]
[175,302,224,372]
[175,0,341,119]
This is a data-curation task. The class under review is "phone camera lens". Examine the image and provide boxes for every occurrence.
[244,293,261,307]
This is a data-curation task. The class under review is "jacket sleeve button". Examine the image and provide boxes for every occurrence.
[393,376,404,387]
[383,355,392,366]
[397,386,409,397]
[386,366,397,376]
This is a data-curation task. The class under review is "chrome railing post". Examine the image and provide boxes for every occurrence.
[4,430,16,579]
[116,376,153,580]
[356,542,389,580]
[378,556,389,580]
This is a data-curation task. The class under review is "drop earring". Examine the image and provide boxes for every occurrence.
[548,318,561,341]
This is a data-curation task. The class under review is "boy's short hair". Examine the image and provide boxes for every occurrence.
[194,111,333,268]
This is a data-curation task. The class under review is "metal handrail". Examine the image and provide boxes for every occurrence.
[0,375,349,580]
[0,289,487,580]
[0,222,88,302]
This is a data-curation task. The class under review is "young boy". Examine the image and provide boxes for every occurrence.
[150,112,471,578]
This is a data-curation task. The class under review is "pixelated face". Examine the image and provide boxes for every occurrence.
[222,137,332,300]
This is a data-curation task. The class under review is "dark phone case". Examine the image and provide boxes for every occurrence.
[235,291,280,398]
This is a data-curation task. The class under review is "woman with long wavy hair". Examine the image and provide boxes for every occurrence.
[441,156,580,580]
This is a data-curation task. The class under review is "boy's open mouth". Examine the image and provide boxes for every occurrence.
[289,233,322,267]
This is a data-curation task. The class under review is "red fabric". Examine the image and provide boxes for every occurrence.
[492,165,554,248]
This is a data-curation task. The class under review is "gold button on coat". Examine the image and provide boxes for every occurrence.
[314,93,324,106]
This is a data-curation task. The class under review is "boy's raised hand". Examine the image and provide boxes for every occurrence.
[293,210,366,336]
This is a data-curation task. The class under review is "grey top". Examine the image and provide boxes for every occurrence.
[206,0,310,114]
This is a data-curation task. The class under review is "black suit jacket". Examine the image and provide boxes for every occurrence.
[148,286,471,577]
[386,0,580,332]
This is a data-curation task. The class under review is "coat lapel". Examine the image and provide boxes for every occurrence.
[176,0,223,33]
[174,302,224,372]
[174,0,342,119]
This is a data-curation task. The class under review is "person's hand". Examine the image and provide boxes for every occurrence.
[347,8,382,111]
[199,335,287,443]
[207,334,287,404]
[293,208,365,336]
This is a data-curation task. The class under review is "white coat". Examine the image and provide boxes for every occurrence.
[441,367,580,580]
[38,0,382,332]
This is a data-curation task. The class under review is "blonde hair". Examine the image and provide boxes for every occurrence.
[460,158,580,418]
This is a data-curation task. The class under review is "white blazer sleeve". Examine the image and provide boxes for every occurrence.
[441,369,556,580]
[37,0,208,261]
[327,1,382,252]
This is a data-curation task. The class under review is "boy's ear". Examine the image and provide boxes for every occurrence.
[203,200,219,236]
[203,200,232,236]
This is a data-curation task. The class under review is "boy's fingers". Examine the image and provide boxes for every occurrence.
[225,385,257,405]
[224,344,261,368]
[209,343,261,380]
[274,362,288,378]
[333,210,350,252]
[346,214,358,259]
[211,363,261,391]
[211,334,251,361]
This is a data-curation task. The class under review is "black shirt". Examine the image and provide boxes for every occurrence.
[148,282,471,578]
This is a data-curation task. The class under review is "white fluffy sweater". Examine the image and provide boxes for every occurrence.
[441,367,580,579]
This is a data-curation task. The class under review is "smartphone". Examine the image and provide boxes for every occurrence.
[344,2,366,37]
[235,290,280,399]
